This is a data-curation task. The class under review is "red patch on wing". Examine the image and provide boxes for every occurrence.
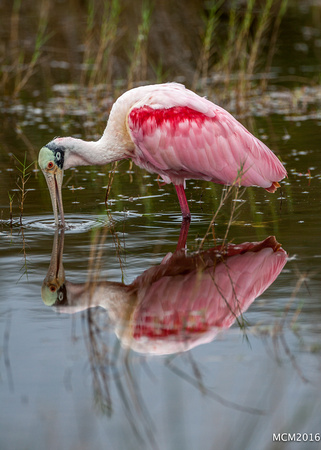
[129,106,209,133]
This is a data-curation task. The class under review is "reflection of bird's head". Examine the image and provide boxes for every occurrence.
[41,282,67,306]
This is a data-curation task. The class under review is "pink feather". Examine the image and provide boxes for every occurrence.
[128,104,286,191]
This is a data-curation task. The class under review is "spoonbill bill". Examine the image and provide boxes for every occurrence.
[38,83,287,226]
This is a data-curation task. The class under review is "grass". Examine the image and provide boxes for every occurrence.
[127,0,153,87]
[198,164,249,250]
[8,192,15,227]
[193,0,290,105]
[13,153,33,226]
[10,153,34,279]
[193,0,225,88]
[0,0,50,97]
[81,0,122,88]
[0,0,293,103]
[260,0,289,92]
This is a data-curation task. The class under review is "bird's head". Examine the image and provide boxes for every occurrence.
[38,141,65,226]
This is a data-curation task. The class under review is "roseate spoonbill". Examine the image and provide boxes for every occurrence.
[38,83,287,226]
[42,231,287,355]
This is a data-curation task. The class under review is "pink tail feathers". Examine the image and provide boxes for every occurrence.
[175,185,191,220]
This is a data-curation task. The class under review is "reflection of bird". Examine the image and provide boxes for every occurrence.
[42,232,287,355]
[38,83,287,225]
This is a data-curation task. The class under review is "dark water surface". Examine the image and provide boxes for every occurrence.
[1,3,321,450]
[1,109,321,449]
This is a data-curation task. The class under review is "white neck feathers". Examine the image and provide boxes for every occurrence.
[55,135,129,170]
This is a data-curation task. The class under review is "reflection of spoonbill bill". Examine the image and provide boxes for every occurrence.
[38,83,287,226]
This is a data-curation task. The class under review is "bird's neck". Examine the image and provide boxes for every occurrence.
[59,136,128,170]
[58,89,141,170]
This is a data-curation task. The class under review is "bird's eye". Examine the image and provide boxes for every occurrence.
[47,161,54,170]
[50,285,56,292]
[56,152,61,160]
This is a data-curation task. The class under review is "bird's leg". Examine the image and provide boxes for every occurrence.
[176,218,190,252]
[175,184,191,220]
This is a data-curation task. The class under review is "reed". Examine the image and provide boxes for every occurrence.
[239,0,275,100]
[193,0,289,105]
[6,153,34,279]
[0,0,21,92]
[15,1,50,95]
[81,0,121,88]
[8,192,15,227]
[127,0,153,87]
[260,0,289,92]
[13,153,33,225]
[0,0,289,103]
[198,164,249,250]
[193,0,224,89]
[0,0,50,96]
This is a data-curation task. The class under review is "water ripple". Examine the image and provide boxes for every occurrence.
[0,214,119,234]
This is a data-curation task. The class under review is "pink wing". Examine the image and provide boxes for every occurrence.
[128,101,287,190]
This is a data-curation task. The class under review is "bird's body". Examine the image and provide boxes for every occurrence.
[38,83,287,225]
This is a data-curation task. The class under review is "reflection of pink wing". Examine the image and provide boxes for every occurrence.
[129,237,287,354]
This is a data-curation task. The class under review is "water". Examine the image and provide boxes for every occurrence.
[1,2,321,449]
[1,113,321,448]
